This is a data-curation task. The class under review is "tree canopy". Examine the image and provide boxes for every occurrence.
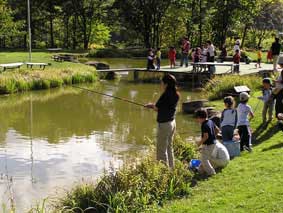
[1,0,283,49]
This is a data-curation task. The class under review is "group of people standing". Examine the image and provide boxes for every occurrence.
[145,67,283,176]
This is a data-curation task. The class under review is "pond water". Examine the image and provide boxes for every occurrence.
[0,80,201,211]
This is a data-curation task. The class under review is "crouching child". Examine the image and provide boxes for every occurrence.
[196,109,230,176]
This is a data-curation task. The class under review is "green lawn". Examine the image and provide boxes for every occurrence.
[161,92,283,213]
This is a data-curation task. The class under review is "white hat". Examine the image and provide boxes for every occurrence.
[239,92,250,102]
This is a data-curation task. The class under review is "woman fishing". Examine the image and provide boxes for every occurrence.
[145,74,180,168]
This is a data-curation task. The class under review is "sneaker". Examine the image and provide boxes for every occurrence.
[244,146,253,152]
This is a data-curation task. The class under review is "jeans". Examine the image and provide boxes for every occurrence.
[156,58,161,70]
[157,120,176,168]
[262,102,274,122]
[221,125,234,141]
[180,53,189,67]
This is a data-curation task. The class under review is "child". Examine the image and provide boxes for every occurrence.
[168,47,176,68]
[233,49,241,73]
[156,48,161,70]
[237,92,254,152]
[195,109,229,176]
[267,48,273,63]
[221,96,237,141]
[147,48,155,70]
[255,47,262,68]
[194,48,201,63]
[201,44,208,62]
[258,78,274,123]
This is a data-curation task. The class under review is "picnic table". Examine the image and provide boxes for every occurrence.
[0,63,24,71]
[26,62,48,69]
[192,62,236,73]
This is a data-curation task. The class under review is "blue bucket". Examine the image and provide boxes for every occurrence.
[190,159,201,169]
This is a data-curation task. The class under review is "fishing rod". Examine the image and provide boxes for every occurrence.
[72,85,146,107]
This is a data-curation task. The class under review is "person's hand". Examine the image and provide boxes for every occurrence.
[145,103,155,109]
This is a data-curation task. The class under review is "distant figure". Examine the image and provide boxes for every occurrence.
[156,48,161,70]
[147,48,155,70]
[201,44,208,62]
[221,96,237,141]
[207,40,216,76]
[237,92,254,152]
[271,37,281,71]
[145,74,180,168]
[258,78,274,123]
[168,46,177,68]
[194,47,201,63]
[219,44,227,62]
[233,49,241,73]
[267,48,273,63]
[180,37,190,67]
[195,109,229,176]
[255,46,263,68]
[233,39,241,55]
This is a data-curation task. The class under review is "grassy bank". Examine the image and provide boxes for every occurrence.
[161,91,283,213]
[0,52,97,94]
[204,75,262,100]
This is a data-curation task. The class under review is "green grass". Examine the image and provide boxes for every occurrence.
[204,75,262,101]
[160,92,283,213]
[0,52,98,94]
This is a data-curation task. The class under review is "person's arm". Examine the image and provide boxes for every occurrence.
[197,133,208,147]
[145,103,158,111]
[249,110,254,119]
[215,125,220,135]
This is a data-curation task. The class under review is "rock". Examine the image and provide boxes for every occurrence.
[182,99,209,114]
[85,61,110,70]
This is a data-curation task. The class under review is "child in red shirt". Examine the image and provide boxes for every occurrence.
[233,49,241,73]
[168,47,177,68]
[267,48,273,63]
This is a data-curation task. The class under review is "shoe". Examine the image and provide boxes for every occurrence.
[244,145,253,152]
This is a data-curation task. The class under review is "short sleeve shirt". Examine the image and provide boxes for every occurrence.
[237,103,252,126]
[201,120,216,145]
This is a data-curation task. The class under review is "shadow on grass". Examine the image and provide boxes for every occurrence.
[253,123,281,146]
[262,142,283,152]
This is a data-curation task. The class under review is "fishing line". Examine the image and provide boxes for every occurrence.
[72,85,146,107]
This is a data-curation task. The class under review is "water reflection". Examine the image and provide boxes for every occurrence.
[0,81,198,211]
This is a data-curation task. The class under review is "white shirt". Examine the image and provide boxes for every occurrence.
[221,109,237,127]
[201,48,208,62]
[233,45,241,54]
[208,45,215,57]
[237,103,252,126]
[211,142,230,161]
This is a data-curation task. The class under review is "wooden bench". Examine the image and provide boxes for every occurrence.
[0,63,24,71]
[26,62,49,69]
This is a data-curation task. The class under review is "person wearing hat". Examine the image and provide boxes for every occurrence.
[237,92,254,152]
[221,96,237,141]
[258,78,275,123]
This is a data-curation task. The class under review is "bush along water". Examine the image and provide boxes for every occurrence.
[0,67,97,94]
[54,135,197,213]
[204,75,262,100]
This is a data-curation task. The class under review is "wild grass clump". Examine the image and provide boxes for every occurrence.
[0,67,97,94]
[204,75,262,100]
[55,136,196,213]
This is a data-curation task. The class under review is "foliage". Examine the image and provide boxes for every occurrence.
[161,92,283,212]
[54,136,197,212]
[204,75,262,100]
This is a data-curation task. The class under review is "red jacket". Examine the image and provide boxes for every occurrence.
[168,50,176,60]
[233,53,240,64]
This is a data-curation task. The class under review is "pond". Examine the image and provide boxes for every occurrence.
[0,80,201,211]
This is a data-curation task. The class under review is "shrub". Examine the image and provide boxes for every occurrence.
[55,136,197,213]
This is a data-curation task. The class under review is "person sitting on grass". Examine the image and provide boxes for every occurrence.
[237,92,254,152]
[196,109,230,177]
[221,96,237,142]
[233,49,241,73]
[258,78,274,124]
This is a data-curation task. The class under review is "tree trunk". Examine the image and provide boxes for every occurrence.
[50,16,54,47]
[241,24,248,48]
